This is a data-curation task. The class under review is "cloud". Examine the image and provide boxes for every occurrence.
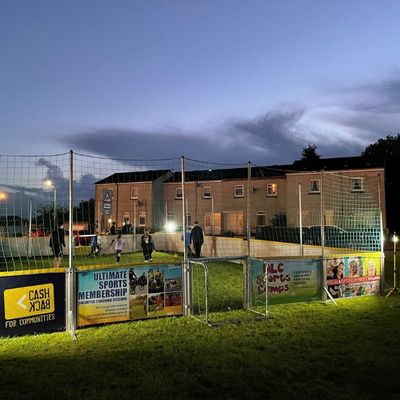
[60,74,400,164]
[313,75,400,146]
[61,105,310,165]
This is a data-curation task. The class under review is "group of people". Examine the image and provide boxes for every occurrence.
[49,220,205,267]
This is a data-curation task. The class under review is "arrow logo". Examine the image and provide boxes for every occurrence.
[17,294,27,309]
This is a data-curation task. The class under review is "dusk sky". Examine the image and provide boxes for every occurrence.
[1,0,399,164]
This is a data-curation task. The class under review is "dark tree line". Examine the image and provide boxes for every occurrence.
[35,199,95,232]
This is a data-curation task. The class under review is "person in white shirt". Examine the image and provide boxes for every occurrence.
[110,234,126,263]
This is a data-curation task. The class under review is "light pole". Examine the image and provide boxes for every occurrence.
[386,232,399,297]
[44,179,57,229]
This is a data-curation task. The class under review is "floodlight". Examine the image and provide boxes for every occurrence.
[165,221,177,233]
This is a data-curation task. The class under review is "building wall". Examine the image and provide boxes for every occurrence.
[285,169,385,229]
[95,182,153,232]
[95,167,385,234]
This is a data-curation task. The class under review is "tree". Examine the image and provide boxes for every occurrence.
[293,144,322,170]
[361,134,400,233]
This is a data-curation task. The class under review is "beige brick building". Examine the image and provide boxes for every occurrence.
[94,157,385,237]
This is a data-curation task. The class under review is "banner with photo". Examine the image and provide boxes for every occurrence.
[0,272,65,336]
[250,258,321,305]
[325,253,381,299]
[77,264,183,326]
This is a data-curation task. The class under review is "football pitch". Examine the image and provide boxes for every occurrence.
[0,260,400,399]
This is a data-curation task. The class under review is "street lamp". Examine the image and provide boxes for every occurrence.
[0,191,7,201]
[44,179,57,229]
[386,232,399,297]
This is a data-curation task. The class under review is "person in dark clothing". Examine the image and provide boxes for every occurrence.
[141,229,154,262]
[110,222,116,235]
[49,222,66,268]
[190,221,204,258]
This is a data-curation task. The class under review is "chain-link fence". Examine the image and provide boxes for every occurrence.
[1,153,384,272]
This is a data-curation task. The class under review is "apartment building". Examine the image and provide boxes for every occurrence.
[94,157,385,235]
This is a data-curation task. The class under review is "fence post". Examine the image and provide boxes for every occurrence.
[181,156,192,316]
[320,170,325,258]
[246,161,251,256]
[320,171,327,301]
[244,162,252,309]
[378,174,385,293]
[66,150,77,339]
[298,183,303,257]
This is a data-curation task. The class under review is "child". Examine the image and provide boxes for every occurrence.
[140,229,154,262]
[110,234,126,263]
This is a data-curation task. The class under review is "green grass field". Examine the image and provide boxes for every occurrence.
[0,248,182,273]
[1,259,400,399]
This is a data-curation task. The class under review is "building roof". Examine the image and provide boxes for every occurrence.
[94,156,384,185]
[95,170,172,184]
[290,156,384,172]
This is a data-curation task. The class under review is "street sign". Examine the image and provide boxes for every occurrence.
[103,190,113,214]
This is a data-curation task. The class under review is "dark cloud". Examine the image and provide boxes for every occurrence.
[345,78,400,114]
[60,74,400,164]
[61,106,308,165]
[318,75,400,144]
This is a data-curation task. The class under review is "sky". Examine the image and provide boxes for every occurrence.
[1,0,400,165]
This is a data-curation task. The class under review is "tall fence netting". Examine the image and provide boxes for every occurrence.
[1,153,383,272]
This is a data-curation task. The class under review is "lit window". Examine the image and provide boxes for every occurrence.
[351,178,364,192]
[256,212,267,226]
[130,187,138,199]
[310,180,320,193]
[203,186,211,198]
[267,183,277,197]
[234,185,244,198]
[138,212,146,226]
[175,187,182,199]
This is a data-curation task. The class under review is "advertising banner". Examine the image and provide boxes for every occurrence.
[0,272,66,336]
[250,258,321,305]
[325,254,381,299]
[77,264,183,327]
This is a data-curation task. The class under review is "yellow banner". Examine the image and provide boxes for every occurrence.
[4,284,55,319]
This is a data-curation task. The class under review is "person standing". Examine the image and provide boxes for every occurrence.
[110,221,116,235]
[190,221,204,258]
[49,222,66,268]
[88,232,101,257]
[141,229,154,262]
[110,234,126,263]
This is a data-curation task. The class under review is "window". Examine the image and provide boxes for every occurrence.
[234,185,244,198]
[138,212,146,226]
[267,183,277,197]
[203,186,211,198]
[175,187,182,199]
[186,213,192,227]
[256,211,267,226]
[310,179,320,193]
[167,212,174,222]
[351,177,364,192]
[130,187,138,199]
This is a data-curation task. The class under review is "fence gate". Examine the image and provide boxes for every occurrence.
[189,256,269,326]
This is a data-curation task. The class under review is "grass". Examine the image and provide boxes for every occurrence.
[0,248,182,273]
[1,260,400,399]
